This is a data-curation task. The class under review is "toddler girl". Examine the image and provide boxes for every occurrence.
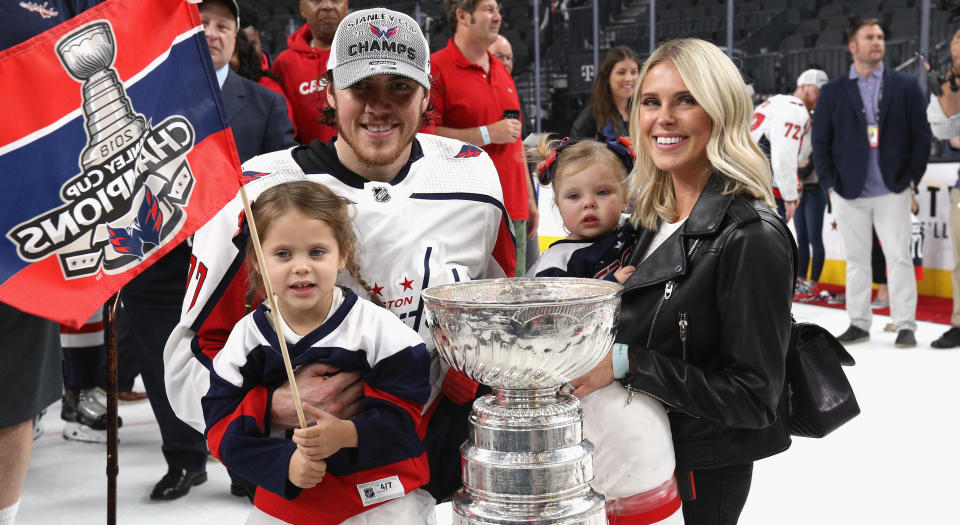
[528,135,638,283]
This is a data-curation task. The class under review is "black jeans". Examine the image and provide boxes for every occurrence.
[677,463,753,525]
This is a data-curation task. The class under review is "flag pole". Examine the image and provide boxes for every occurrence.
[105,293,120,525]
[238,184,308,430]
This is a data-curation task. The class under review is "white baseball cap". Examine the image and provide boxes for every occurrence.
[796,69,829,89]
[327,8,431,90]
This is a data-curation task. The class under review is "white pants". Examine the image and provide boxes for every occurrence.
[581,383,676,499]
[949,189,960,326]
[245,489,437,525]
[833,190,917,332]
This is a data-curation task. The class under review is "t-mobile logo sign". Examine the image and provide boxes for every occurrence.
[580,64,595,83]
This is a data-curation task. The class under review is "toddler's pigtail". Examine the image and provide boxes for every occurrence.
[344,252,385,308]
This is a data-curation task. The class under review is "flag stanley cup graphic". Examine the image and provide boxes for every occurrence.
[56,21,147,170]
[6,21,199,279]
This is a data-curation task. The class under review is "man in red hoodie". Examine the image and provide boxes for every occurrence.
[271,0,347,144]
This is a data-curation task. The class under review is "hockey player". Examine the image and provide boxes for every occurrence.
[749,69,828,223]
[164,7,515,504]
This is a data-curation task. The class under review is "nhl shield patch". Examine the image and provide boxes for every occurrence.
[372,186,391,202]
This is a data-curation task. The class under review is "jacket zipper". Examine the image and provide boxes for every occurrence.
[644,239,701,350]
[624,383,673,409]
[645,280,674,348]
[679,312,688,361]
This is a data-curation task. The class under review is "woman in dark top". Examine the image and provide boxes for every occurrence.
[570,46,639,139]
[572,38,794,525]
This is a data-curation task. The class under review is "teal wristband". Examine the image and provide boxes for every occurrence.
[479,125,491,146]
[612,343,629,379]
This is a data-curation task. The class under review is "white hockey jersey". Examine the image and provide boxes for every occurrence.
[749,94,810,202]
[163,135,514,432]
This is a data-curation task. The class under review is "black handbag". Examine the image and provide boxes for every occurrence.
[785,320,861,438]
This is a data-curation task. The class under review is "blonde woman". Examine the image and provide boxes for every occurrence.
[572,39,794,525]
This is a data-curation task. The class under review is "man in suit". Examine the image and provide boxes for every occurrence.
[812,18,931,348]
[126,0,295,503]
[208,1,295,161]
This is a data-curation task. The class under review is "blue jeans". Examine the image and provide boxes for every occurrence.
[794,186,827,282]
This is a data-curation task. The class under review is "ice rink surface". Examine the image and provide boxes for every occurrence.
[17,302,960,524]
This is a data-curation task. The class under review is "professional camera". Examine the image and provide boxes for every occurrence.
[937,0,960,21]
[927,1,960,96]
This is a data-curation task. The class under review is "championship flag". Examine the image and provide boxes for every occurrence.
[0,0,243,328]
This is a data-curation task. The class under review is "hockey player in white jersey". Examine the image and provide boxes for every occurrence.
[749,69,828,222]
[163,8,515,503]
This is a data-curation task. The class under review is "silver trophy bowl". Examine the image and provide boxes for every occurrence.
[423,278,621,524]
[423,278,620,391]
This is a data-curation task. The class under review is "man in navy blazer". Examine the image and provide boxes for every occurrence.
[221,67,297,163]
[812,18,931,348]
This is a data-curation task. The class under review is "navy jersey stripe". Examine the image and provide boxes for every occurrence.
[410,191,516,247]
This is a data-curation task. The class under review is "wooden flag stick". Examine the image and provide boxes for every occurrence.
[106,293,120,525]
[239,184,307,430]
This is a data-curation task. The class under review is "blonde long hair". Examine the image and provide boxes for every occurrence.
[628,38,774,230]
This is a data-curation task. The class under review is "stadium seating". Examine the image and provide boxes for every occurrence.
[244,0,955,136]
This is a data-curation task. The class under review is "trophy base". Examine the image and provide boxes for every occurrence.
[452,486,607,525]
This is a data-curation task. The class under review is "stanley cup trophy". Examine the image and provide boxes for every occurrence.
[423,278,622,524]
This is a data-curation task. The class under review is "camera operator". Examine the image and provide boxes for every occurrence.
[929,29,960,138]
[929,28,960,349]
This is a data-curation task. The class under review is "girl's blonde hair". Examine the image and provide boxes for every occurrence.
[533,135,630,202]
[628,38,774,230]
[245,181,384,309]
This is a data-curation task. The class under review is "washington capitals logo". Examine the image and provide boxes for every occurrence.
[454,144,483,158]
[369,24,398,39]
[241,171,268,185]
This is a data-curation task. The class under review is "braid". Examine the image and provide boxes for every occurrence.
[344,251,385,308]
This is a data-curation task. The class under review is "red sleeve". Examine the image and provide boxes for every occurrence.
[194,261,251,362]
[428,65,445,128]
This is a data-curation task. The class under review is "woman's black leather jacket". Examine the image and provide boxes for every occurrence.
[618,173,794,469]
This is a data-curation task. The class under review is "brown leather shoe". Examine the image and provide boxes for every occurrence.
[117,391,148,402]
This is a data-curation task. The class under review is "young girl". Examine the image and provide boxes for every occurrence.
[530,137,683,525]
[202,181,436,525]
[528,135,638,283]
